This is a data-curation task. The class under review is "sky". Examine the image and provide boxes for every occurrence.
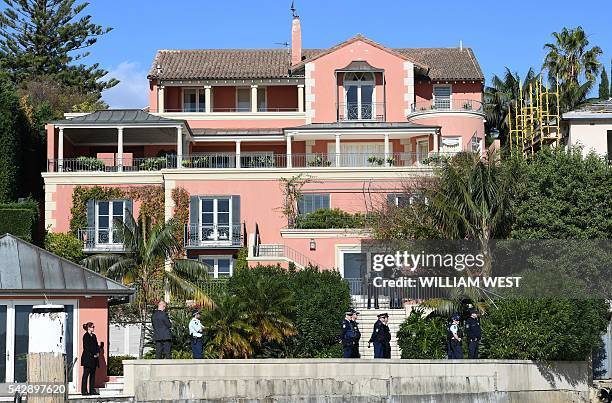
[74,0,612,108]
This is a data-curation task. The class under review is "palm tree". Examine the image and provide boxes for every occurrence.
[543,26,602,111]
[83,212,214,357]
[201,294,258,358]
[484,67,538,143]
[426,153,519,276]
[232,274,296,346]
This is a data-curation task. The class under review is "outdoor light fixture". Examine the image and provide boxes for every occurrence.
[309,238,316,251]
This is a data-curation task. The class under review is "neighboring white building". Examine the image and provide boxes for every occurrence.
[563,100,612,159]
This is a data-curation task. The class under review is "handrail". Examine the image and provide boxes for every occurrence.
[410,98,484,113]
[256,243,324,270]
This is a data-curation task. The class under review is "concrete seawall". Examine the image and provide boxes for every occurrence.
[123,359,589,402]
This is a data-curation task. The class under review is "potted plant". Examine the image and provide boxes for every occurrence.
[76,156,105,171]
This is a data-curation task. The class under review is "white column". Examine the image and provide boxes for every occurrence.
[251,85,258,113]
[117,127,124,172]
[432,132,439,155]
[204,85,212,113]
[384,133,390,166]
[58,127,64,172]
[158,85,165,113]
[335,133,341,167]
[235,140,241,168]
[286,135,292,168]
[297,84,305,112]
[176,126,183,168]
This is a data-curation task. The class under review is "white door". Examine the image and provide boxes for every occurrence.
[2,300,78,391]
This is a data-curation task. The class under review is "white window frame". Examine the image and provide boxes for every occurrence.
[95,200,126,246]
[343,72,376,120]
[433,84,452,110]
[198,255,234,278]
[199,197,233,245]
[395,194,429,207]
[182,87,206,112]
[2,299,79,391]
[416,139,430,164]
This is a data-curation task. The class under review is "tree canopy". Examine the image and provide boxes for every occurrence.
[0,0,118,94]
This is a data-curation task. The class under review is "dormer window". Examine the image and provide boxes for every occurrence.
[344,72,375,120]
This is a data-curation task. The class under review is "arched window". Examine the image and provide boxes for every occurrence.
[343,72,375,120]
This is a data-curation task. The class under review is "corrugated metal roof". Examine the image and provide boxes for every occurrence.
[0,234,133,296]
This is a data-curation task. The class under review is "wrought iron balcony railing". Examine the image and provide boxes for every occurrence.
[337,102,385,121]
[410,98,484,114]
[78,227,126,252]
[184,223,242,248]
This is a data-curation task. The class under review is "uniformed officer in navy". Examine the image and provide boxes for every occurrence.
[446,314,463,359]
[349,309,361,358]
[341,310,357,358]
[369,313,391,358]
[465,308,482,359]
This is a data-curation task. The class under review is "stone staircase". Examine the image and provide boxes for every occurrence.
[67,376,133,402]
[99,376,126,397]
[354,309,408,359]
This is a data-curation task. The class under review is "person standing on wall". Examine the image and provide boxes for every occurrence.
[465,308,482,359]
[152,300,172,359]
[81,322,100,396]
[189,310,204,359]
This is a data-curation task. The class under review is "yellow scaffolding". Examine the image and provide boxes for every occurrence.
[508,78,561,156]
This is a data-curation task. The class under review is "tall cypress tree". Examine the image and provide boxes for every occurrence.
[599,66,610,100]
[0,0,118,94]
[0,73,25,202]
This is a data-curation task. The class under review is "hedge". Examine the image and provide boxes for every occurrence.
[294,208,369,229]
[107,355,135,376]
[0,200,40,243]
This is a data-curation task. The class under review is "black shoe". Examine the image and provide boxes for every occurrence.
[81,392,89,395]
[90,391,100,395]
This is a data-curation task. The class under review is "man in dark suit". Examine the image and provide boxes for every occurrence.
[151,300,172,359]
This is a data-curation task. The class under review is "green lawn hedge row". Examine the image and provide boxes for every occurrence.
[0,200,39,242]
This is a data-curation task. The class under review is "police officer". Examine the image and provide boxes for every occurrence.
[349,309,361,358]
[341,310,356,358]
[189,310,204,359]
[465,308,482,359]
[447,314,463,359]
[369,313,391,358]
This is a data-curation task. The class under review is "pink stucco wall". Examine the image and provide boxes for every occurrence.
[414,81,483,104]
[309,39,410,123]
[186,119,306,129]
[409,114,484,149]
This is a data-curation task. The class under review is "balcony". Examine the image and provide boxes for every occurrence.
[408,99,484,117]
[337,102,385,121]
[48,152,459,172]
[78,227,126,253]
[184,223,243,248]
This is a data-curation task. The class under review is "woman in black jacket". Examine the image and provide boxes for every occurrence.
[81,322,100,395]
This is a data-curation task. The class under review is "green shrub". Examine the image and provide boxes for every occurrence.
[138,157,167,171]
[107,355,135,376]
[75,156,105,171]
[482,298,609,361]
[0,199,39,243]
[287,266,351,357]
[396,308,448,359]
[0,74,25,203]
[295,208,368,229]
[44,232,85,263]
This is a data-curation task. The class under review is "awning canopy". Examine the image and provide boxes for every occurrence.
[335,60,384,73]
[0,234,133,297]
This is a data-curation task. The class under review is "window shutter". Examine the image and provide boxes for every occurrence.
[189,196,199,227]
[87,200,95,229]
[321,194,330,210]
[125,199,133,220]
[387,193,396,206]
[232,195,241,227]
[297,196,305,215]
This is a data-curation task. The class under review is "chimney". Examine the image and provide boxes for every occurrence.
[291,16,302,66]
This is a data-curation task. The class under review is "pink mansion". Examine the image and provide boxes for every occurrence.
[43,16,486,280]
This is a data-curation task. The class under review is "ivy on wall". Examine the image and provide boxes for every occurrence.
[69,185,165,235]
[171,186,190,258]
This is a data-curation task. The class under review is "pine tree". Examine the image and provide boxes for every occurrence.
[599,66,610,100]
[0,0,118,94]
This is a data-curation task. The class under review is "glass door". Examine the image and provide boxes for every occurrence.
[200,197,232,244]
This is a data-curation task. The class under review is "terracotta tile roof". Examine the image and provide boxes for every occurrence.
[148,42,483,81]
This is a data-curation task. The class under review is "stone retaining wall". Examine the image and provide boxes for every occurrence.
[123,359,589,402]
